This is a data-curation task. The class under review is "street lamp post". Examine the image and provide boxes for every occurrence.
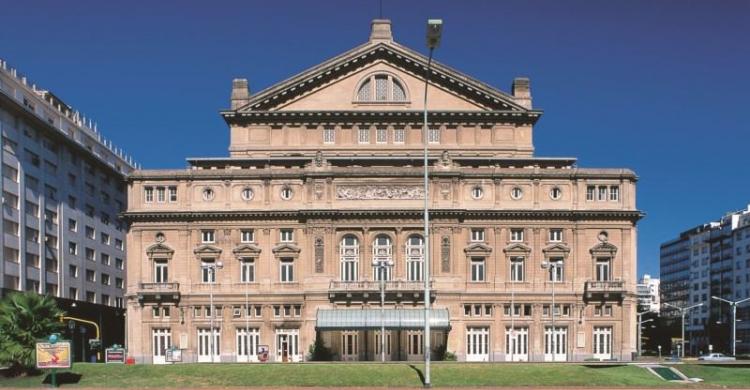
[636,312,654,358]
[711,296,750,356]
[203,261,224,363]
[373,259,394,363]
[541,261,559,361]
[663,302,703,358]
[423,18,442,389]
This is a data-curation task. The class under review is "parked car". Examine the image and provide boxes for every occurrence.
[698,353,736,361]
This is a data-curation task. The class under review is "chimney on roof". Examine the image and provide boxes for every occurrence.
[231,78,250,109]
[512,77,532,109]
[369,19,393,43]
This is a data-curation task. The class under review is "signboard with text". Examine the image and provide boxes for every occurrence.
[165,347,182,363]
[105,348,126,363]
[36,341,72,369]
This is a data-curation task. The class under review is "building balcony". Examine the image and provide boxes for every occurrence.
[584,279,625,301]
[136,282,180,304]
[328,279,435,303]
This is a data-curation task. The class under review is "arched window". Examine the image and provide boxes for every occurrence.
[372,234,393,281]
[340,235,359,281]
[406,234,424,281]
[355,73,408,102]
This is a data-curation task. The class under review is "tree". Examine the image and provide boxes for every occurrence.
[0,291,64,374]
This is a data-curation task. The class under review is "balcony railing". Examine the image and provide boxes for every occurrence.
[584,279,625,301]
[139,282,180,291]
[328,279,435,302]
[137,282,180,303]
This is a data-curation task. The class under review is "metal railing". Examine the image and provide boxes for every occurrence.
[138,282,180,291]
[585,280,625,292]
[329,279,432,291]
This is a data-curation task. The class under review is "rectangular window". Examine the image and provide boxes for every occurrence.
[101,273,110,286]
[25,201,39,217]
[323,126,335,144]
[100,253,110,265]
[510,256,525,282]
[115,239,124,251]
[358,127,370,143]
[280,229,293,242]
[4,219,19,236]
[280,258,294,282]
[154,260,169,283]
[85,225,95,239]
[2,163,18,182]
[609,186,620,201]
[116,258,124,270]
[169,186,178,202]
[69,265,78,278]
[85,247,95,261]
[156,187,166,203]
[144,187,154,203]
[470,257,485,282]
[115,278,123,289]
[548,257,564,282]
[376,127,387,143]
[68,242,78,255]
[597,186,607,201]
[3,192,18,209]
[201,260,217,283]
[86,269,96,282]
[201,230,215,243]
[85,291,95,303]
[241,258,255,283]
[394,127,405,143]
[470,228,485,242]
[510,228,524,242]
[101,233,110,245]
[241,229,254,243]
[596,258,611,281]
[428,127,440,143]
[68,288,78,300]
[549,229,563,242]
[586,186,595,201]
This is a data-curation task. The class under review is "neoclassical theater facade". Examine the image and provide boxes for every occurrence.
[124,20,642,363]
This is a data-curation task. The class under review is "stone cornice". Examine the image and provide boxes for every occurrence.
[221,110,542,126]
[122,209,644,224]
[126,166,638,182]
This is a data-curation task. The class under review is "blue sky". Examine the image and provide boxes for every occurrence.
[1,0,748,276]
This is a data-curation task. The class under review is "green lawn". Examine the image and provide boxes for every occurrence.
[0,362,747,388]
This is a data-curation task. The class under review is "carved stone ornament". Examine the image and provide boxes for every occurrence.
[335,185,424,200]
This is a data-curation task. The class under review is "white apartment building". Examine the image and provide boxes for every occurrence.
[0,58,136,308]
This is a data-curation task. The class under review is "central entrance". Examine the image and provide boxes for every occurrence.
[275,329,299,362]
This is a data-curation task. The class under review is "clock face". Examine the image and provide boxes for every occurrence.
[597,231,608,242]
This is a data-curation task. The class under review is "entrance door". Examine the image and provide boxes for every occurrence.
[544,326,568,362]
[152,328,171,364]
[505,327,528,361]
[236,328,259,362]
[198,328,220,362]
[593,326,612,360]
[341,331,359,361]
[466,327,490,362]
[275,329,299,362]
[406,330,423,361]
[374,330,392,361]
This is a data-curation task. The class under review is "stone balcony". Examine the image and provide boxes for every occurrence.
[584,279,625,301]
[328,279,435,303]
[136,282,180,304]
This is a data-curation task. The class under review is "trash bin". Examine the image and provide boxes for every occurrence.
[90,355,97,363]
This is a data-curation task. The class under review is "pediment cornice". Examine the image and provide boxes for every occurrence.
[146,242,174,260]
[542,243,571,255]
[224,42,533,115]
[232,244,262,258]
[193,244,222,258]
[464,242,493,256]
[590,242,618,256]
[272,243,302,257]
[503,242,532,254]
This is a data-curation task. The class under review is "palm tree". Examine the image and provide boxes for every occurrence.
[0,291,64,374]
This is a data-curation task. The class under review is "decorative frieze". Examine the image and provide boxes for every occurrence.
[335,185,424,200]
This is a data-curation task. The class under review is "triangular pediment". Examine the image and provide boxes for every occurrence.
[542,243,571,255]
[233,244,262,258]
[228,42,533,114]
[272,243,301,257]
[193,244,222,258]
[590,242,618,256]
[464,242,493,256]
[503,242,532,254]
[146,243,174,259]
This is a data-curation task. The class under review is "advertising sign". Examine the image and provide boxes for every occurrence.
[258,345,270,362]
[36,341,72,369]
[105,348,126,363]
[165,347,182,363]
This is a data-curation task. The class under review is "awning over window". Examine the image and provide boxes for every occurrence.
[315,308,451,330]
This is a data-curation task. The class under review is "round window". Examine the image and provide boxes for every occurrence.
[550,187,562,200]
[202,187,215,201]
[241,187,254,201]
[510,187,524,200]
[280,186,293,200]
[471,186,484,199]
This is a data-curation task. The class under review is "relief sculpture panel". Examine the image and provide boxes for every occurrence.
[335,185,424,200]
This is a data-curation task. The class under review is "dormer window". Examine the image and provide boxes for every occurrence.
[356,73,408,102]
